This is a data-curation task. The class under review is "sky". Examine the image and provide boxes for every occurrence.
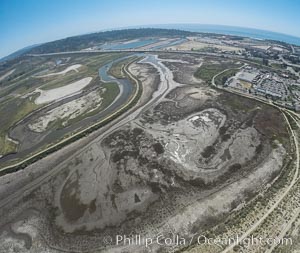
[1,0,300,58]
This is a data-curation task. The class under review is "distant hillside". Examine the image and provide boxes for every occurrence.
[0,44,40,62]
[27,28,195,54]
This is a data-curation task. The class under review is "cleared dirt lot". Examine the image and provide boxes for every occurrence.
[167,39,244,52]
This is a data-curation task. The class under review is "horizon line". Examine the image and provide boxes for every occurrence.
[2,23,300,60]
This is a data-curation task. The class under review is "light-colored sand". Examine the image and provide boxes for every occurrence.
[29,89,103,132]
[122,39,139,44]
[138,38,173,50]
[252,45,271,50]
[36,64,82,77]
[159,58,190,64]
[272,46,284,52]
[146,109,227,171]
[34,77,92,104]
[5,135,19,145]
[167,40,244,52]
[0,69,15,81]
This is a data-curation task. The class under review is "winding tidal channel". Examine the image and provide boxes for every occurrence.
[0,56,135,163]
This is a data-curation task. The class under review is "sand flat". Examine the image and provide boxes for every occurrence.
[167,40,243,52]
[29,89,103,132]
[35,77,92,104]
[37,64,82,77]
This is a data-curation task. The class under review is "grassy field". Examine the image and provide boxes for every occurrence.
[194,61,242,84]
[99,82,120,109]
[108,60,126,79]
[0,97,40,155]
[108,56,138,79]
[0,134,18,155]
[214,68,240,86]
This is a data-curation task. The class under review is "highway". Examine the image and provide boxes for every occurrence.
[3,48,299,184]
[279,54,300,68]
[28,47,289,81]
[1,48,300,252]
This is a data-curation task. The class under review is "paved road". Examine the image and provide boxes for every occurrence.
[211,64,245,87]
[279,54,300,68]
[23,49,300,253]
[1,50,299,253]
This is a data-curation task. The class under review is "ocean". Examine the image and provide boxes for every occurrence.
[131,24,300,46]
